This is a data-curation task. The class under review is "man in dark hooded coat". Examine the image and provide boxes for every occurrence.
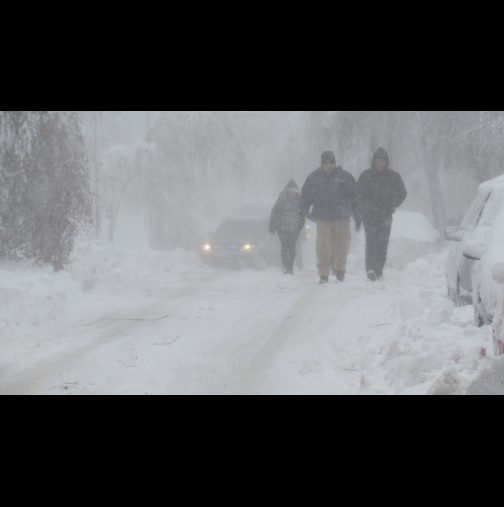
[357,147,407,281]
[269,180,305,274]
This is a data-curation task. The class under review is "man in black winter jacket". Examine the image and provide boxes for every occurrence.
[357,147,407,281]
[301,151,360,284]
[269,180,305,274]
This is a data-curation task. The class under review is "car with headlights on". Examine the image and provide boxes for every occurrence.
[200,217,278,269]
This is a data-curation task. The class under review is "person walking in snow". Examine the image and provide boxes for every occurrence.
[269,180,305,275]
[357,147,407,281]
[301,151,360,285]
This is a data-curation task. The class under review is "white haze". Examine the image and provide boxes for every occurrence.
[2,111,504,395]
[84,111,498,247]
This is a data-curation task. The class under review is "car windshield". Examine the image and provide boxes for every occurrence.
[217,219,268,239]
[460,192,491,229]
[477,188,504,228]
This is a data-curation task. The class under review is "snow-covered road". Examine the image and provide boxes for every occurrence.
[0,243,495,395]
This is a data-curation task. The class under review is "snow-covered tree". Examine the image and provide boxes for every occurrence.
[0,111,91,270]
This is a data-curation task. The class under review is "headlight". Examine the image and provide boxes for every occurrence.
[202,243,212,252]
[242,244,254,251]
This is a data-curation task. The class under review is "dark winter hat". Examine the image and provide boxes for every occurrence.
[321,151,336,165]
[285,179,299,190]
[372,147,389,167]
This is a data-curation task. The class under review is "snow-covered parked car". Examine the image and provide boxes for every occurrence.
[445,175,504,329]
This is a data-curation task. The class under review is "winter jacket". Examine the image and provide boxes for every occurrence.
[270,181,305,236]
[357,148,407,225]
[301,166,359,222]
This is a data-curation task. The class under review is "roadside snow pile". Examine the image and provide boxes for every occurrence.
[466,356,504,395]
[69,242,206,296]
[0,261,82,336]
[0,242,207,337]
[375,252,493,394]
[387,211,440,269]
[392,211,440,243]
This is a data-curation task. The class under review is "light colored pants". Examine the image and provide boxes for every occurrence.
[316,219,351,277]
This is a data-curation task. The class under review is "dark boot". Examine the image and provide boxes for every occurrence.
[336,271,345,282]
[319,276,329,285]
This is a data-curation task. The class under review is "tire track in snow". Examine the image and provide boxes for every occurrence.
[226,283,320,394]
[0,278,226,395]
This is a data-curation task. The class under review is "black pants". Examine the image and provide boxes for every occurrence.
[364,220,392,277]
[278,232,299,272]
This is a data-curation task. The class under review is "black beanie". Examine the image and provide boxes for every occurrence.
[321,151,336,165]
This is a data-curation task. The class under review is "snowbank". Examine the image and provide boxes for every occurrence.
[0,242,206,339]
[371,252,492,394]
[0,261,82,335]
[391,211,440,243]
[387,211,440,270]
[69,242,205,295]
[466,356,504,395]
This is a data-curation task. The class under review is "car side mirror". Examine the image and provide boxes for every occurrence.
[445,227,466,242]
[463,245,483,261]
[463,228,491,261]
